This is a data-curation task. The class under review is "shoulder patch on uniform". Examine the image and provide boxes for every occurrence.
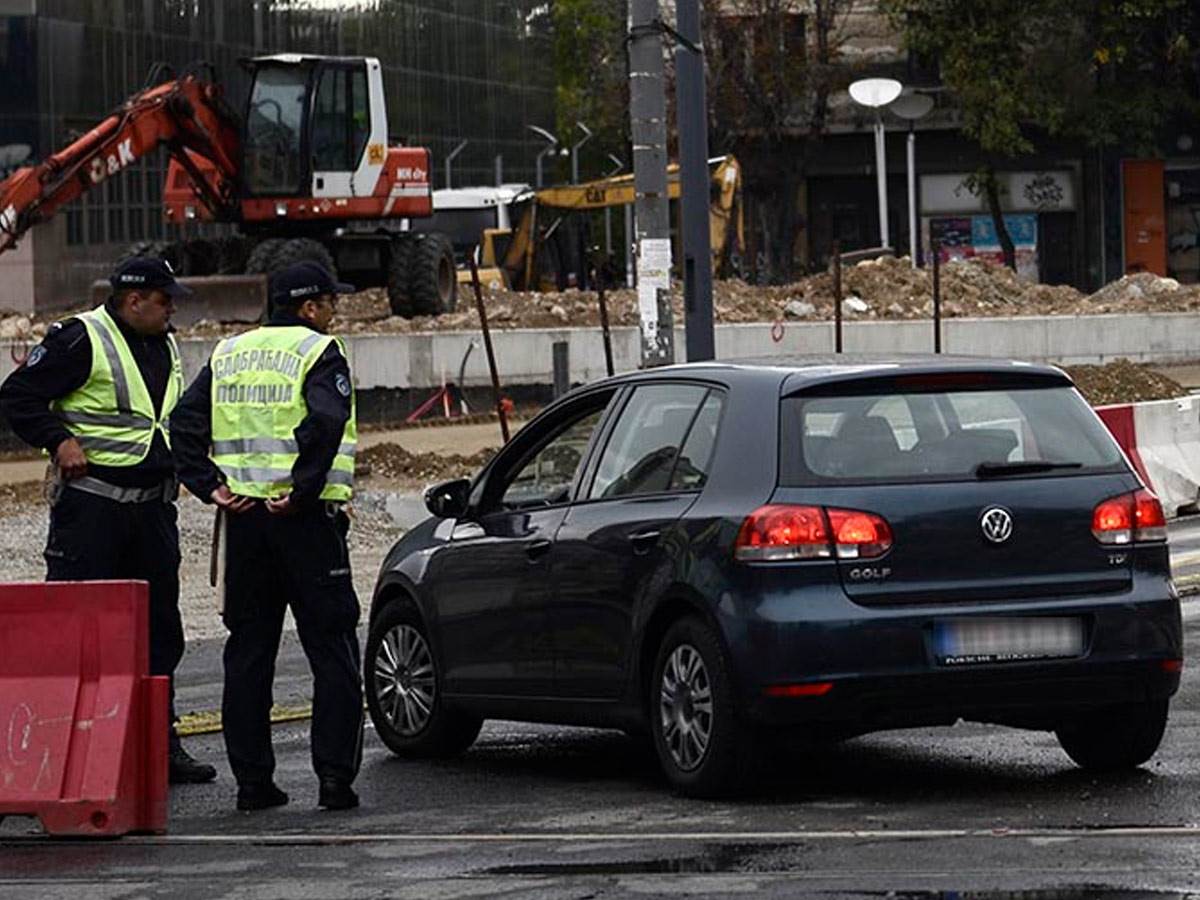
[335,374,351,397]
[24,345,46,367]
[48,321,63,333]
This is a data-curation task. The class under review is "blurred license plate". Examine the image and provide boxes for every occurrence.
[933,617,1084,665]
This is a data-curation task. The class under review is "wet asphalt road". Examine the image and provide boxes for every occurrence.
[4,545,1200,896]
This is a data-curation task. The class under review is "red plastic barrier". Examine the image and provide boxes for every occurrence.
[1096,403,1153,489]
[0,581,168,836]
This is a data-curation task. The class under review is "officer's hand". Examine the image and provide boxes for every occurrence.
[53,437,88,480]
[265,494,295,516]
[211,484,255,514]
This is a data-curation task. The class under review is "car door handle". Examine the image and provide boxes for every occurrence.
[525,539,553,561]
[630,530,661,554]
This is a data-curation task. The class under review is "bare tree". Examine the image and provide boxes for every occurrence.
[702,0,854,279]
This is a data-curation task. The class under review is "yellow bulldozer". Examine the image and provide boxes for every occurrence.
[419,156,743,293]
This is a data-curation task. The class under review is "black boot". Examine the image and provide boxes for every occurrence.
[317,778,359,810]
[169,746,218,784]
[237,782,289,811]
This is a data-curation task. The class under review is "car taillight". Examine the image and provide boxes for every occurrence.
[735,505,892,562]
[1092,489,1166,545]
[735,505,831,561]
[826,509,893,559]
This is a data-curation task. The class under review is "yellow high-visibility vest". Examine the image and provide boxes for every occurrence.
[209,326,356,501]
[52,305,182,466]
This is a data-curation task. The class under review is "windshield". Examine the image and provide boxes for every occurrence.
[781,386,1125,484]
[245,65,308,194]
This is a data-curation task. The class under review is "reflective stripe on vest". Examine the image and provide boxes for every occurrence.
[209,326,356,501]
[51,306,183,467]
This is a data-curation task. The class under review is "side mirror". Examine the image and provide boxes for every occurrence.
[424,478,471,520]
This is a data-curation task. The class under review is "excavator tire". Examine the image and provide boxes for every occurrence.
[178,238,219,277]
[408,233,457,316]
[117,240,183,274]
[216,235,253,274]
[271,237,336,276]
[386,233,417,318]
[243,238,287,275]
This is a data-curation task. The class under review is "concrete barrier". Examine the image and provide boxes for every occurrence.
[1098,397,1200,516]
[4,311,1200,390]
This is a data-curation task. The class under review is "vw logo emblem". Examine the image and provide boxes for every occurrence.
[980,507,1014,544]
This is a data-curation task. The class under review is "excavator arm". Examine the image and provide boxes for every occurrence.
[0,66,242,255]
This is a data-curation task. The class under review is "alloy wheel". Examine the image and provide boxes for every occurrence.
[659,643,714,772]
[374,624,436,736]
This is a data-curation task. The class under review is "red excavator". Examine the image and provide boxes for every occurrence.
[0,56,456,317]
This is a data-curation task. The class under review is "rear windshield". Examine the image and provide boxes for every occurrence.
[780,386,1126,484]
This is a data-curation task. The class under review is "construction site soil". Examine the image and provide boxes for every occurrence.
[4,257,1200,342]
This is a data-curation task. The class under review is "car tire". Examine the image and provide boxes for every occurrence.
[650,615,751,798]
[1055,700,1168,771]
[365,600,482,759]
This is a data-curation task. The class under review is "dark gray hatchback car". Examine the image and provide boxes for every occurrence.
[365,356,1182,796]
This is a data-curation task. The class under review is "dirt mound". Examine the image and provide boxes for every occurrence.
[1063,359,1190,406]
[358,442,495,485]
[307,256,1200,336]
[8,258,1200,340]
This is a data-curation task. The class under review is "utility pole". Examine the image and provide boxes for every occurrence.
[676,0,713,361]
[628,0,673,367]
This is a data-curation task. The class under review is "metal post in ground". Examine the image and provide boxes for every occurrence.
[552,341,570,398]
[596,266,615,377]
[628,0,673,366]
[932,238,942,354]
[469,249,510,443]
[677,0,714,362]
[832,240,843,354]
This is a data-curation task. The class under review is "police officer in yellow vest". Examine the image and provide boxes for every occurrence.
[172,262,362,812]
[0,257,217,785]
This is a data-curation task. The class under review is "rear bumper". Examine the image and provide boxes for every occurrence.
[719,586,1182,731]
[744,659,1180,732]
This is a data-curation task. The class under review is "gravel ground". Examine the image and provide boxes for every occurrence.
[0,490,404,642]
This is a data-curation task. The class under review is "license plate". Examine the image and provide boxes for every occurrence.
[933,617,1084,666]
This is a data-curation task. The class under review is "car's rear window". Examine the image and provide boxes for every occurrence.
[780,386,1126,484]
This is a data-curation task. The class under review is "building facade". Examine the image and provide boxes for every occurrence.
[0,0,555,311]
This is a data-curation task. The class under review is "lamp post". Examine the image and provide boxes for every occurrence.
[444,140,468,189]
[570,121,593,184]
[527,125,560,188]
[848,78,903,251]
[889,90,934,267]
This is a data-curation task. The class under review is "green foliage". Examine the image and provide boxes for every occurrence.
[883,0,1199,156]
[551,0,630,178]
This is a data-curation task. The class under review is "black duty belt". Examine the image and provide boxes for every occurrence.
[64,475,177,504]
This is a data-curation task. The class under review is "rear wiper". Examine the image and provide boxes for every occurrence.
[975,460,1083,478]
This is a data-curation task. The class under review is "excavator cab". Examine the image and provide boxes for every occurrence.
[242,54,387,200]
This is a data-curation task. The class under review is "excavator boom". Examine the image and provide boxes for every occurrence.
[0,69,241,255]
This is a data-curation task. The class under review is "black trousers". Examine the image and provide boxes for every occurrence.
[221,503,363,787]
[45,487,184,749]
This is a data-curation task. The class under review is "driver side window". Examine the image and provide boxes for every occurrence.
[499,409,604,510]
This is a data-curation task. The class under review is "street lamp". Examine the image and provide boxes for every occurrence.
[527,125,560,188]
[890,90,935,267]
[570,121,593,184]
[444,140,467,189]
[848,78,903,250]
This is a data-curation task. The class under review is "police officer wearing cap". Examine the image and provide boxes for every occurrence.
[0,257,217,785]
[172,261,363,812]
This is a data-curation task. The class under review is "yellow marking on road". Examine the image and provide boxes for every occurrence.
[176,703,313,737]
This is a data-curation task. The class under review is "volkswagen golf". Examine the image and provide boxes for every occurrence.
[364,356,1182,797]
